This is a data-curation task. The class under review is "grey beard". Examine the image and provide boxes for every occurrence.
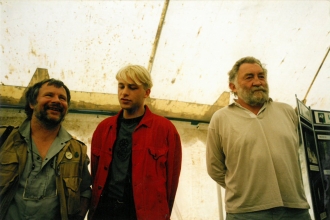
[239,87,269,107]
[245,94,268,106]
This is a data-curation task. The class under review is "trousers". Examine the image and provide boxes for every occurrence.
[92,195,137,220]
[226,207,311,220]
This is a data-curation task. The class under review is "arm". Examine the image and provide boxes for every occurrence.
[206,126,226,188]
[73,197,90,220]
[90,125,103,179]
[77,150,92,219]
[166,126,182,214]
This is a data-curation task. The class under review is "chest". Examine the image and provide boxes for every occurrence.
[33,139,53,160]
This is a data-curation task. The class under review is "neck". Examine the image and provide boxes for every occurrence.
[235,99,263,115]
[123,106,145,119]
[30,117,60,141]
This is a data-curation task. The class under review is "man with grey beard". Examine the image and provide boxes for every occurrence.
[206,57,311,220]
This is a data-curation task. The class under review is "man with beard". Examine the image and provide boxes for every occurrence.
[206,57,311,220]
[0,79,92,220]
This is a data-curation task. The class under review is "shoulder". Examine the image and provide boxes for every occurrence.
[269,101,297,123]
[215,105,232,114]
[143,106,179,132]
[271,101,293,108]
[152,113,170,122]
[96,114,118,129]
[0,125,20,145]
[0,125,18,138]
[70,138,86,146]
[68,137,87,150]
[68,138,88,157]
[151,112,175,125]
[145,112,178,133]
[211,106,231,120]
[270,101,295,113]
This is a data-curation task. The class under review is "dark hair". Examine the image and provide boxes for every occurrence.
[24,78,71,119]
[228,56,268,84]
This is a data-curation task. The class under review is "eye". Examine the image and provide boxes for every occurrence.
[59,96,67,101]
[129,86,138,90]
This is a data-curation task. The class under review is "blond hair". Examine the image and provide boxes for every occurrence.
[116,64,153,90]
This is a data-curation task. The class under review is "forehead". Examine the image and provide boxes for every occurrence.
[117,76,141,85]
[39,83,67,95]
[238,63,264,75]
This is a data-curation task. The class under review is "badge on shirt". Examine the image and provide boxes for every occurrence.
[74,152,79,158]
[65,151,73,159]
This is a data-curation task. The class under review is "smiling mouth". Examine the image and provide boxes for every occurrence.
[47,105,63,112]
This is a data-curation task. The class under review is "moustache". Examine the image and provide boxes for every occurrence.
[251,86,267,93]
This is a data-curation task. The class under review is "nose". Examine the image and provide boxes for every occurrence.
[252,77,262,86]
[51,95,61,103]
[121,86,130,95]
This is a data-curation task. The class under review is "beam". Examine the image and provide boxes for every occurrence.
[0,67,229,123]
[0,84,229,123]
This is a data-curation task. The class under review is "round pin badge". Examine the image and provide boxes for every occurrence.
[65,152,73,159]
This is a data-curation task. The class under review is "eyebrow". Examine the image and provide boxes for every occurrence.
[118,82,139,86]
[244,72,265,76]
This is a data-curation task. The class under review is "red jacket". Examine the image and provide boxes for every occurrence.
[89,106,182,220]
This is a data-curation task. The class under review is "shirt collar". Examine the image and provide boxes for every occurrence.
[19,119,72,144]
[229,97,273,107]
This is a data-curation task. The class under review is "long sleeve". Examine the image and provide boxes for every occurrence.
[166,126,182,213]
[206,123,226,188]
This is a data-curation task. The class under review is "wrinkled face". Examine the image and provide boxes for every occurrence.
[30,83,68,126]
[117,77,150,114]
[230,63,269,107]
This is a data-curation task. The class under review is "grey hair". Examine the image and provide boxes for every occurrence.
[228,56,267,84]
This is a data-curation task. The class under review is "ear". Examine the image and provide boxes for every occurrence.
[229,82,237,93]
[29,103,35,110]
[144,88,151,98]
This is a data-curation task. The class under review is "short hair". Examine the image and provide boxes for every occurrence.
[24,78,71,120]
[116,64,153,90]
[228,56,268,84]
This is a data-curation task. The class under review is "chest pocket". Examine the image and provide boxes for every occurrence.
[147,147,168,177]
[58,145,84,214]
[148,147,168,160]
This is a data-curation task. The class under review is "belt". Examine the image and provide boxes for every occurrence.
[112,198,124,204]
